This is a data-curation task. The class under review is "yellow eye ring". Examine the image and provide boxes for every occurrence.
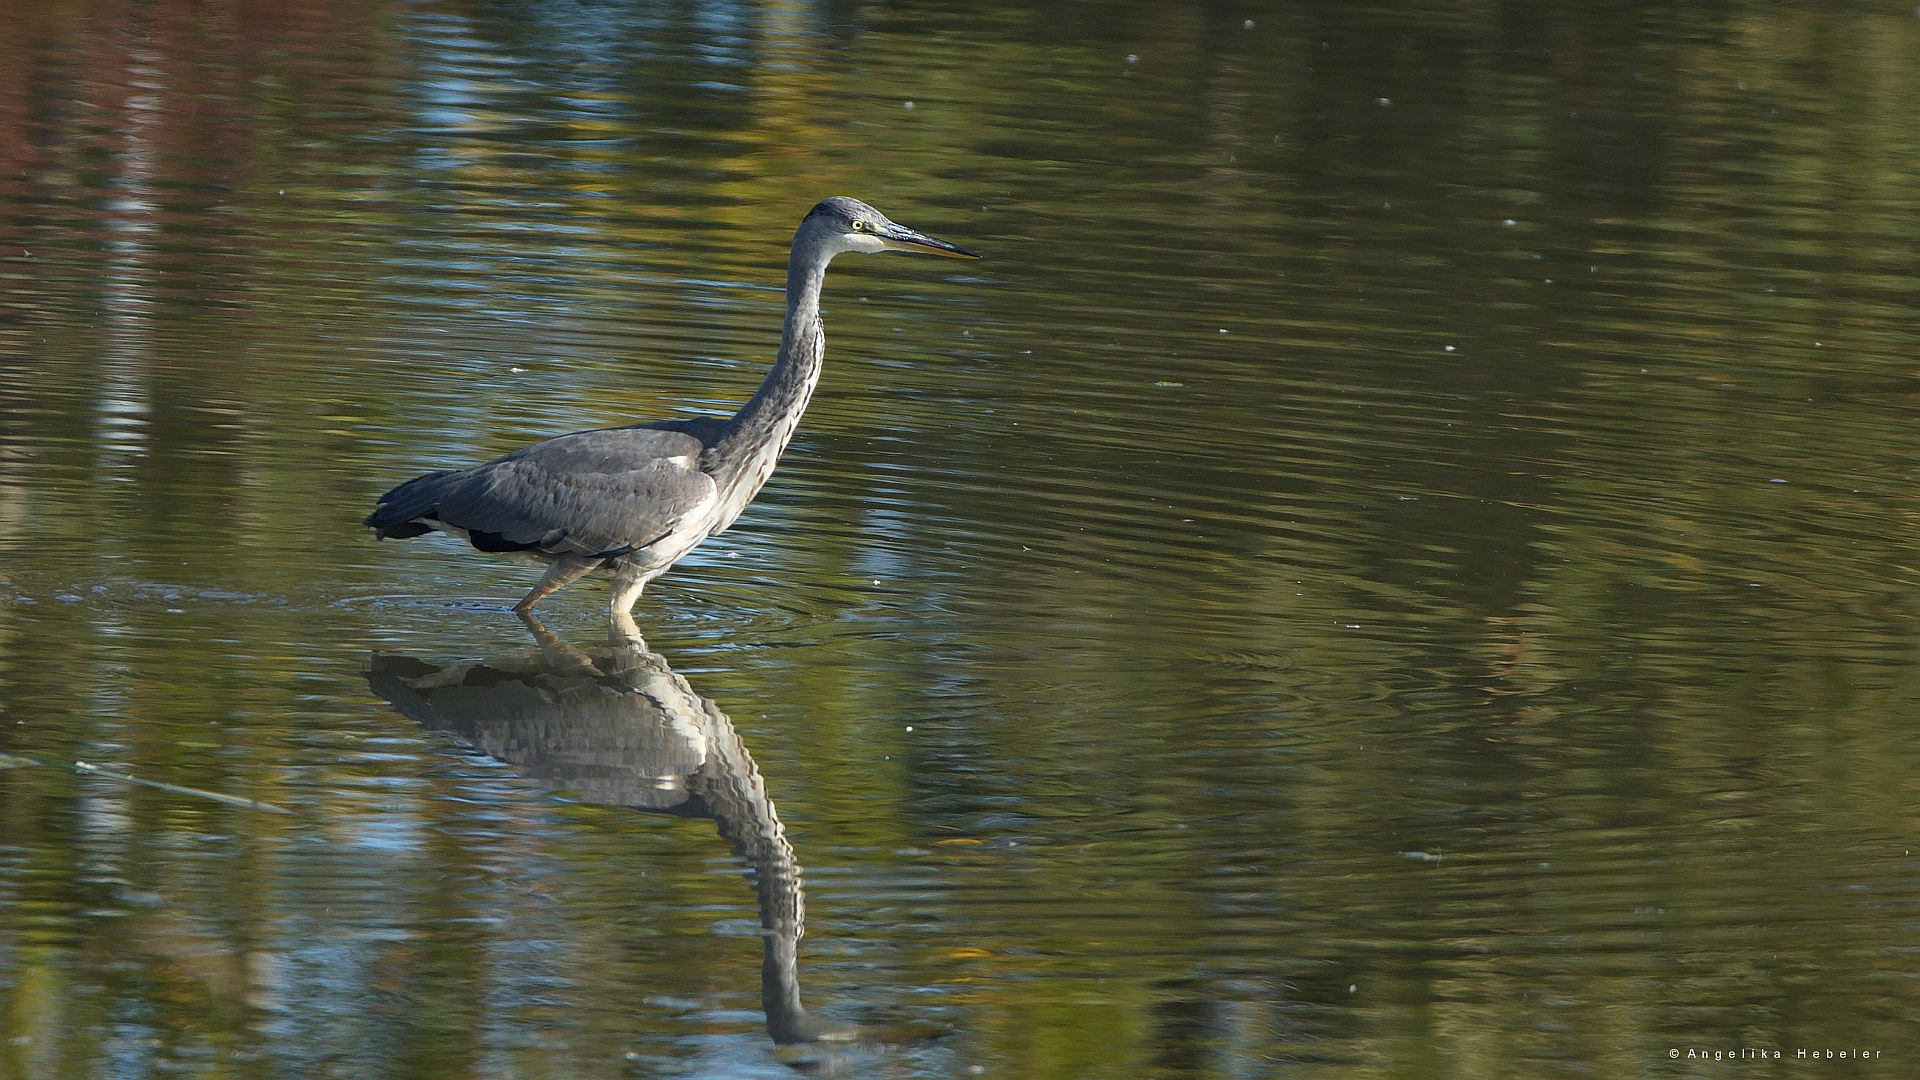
[850,220,868,232]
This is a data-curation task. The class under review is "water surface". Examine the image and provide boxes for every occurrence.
[3,1,1919,1076]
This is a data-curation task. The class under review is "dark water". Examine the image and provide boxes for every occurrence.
[4,1,1919,1076]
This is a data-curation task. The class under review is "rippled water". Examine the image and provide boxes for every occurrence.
[4,1,1919,1076]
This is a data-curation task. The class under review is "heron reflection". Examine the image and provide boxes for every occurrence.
[367,613,852,1055]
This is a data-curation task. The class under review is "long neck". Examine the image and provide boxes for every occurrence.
[705,249,830,518]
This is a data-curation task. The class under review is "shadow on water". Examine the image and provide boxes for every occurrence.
[365,614,943,1074]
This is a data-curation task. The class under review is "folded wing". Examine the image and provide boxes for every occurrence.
[366,426,719,559]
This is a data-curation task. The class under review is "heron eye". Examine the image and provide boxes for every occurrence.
[850,220,868,232]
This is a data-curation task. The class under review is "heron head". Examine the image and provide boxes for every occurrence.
[802,196,982,260]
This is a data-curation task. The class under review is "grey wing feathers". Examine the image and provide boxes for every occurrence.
[368,426,718,557]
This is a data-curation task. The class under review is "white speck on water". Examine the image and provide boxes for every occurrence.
[1020,349,1032,354]
[1126,54,1138,63]
[508,366,525,373]
[1544,279,1552,284]
[1444,345,1456,352]
[1503,218,1516,226]
[1377,97,1390,106]
[1218,328,1228,334]
[903,100,914,109]
[725,551,740,558]
[1154,380,1183,387]
[1244,19,1253,28]
[1349,985,1357,994]
[873,579,882,585]
[905,725,913,732]
[1769,478,1786,484]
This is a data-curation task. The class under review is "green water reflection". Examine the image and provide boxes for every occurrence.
[3,0,1919,1077]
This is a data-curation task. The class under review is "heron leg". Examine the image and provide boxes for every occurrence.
[609,572,648,617]
[513,553,599,614]
[609,612,645,649]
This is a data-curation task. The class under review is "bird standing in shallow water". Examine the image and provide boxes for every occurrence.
[365,197,980,616]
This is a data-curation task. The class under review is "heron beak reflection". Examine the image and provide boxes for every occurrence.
[879,223,982,259]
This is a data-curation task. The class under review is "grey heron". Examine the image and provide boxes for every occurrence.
[365,197,980,616]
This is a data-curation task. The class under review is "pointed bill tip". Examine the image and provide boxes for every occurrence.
[882,225,983,259]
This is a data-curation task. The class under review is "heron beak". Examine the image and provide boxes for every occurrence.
[879,223,982,259]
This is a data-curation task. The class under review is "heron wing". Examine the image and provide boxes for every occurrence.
[371,426,719,557]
